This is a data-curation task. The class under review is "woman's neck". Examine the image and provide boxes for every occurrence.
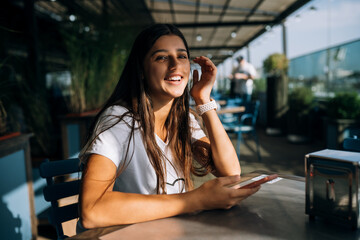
[152,99,174,142]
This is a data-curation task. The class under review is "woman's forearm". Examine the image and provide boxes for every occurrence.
[81,155,203,229]
[81,175,257,229]
[81,189,201,229]
[190,56,239,176]
[200,108,241,176]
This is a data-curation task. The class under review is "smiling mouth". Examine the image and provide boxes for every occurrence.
[165,76,182,82]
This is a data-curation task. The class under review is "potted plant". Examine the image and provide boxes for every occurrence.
[287,87,315,143]
[324,92,360,149]
[252,77,267,127]
[263,53,289,135]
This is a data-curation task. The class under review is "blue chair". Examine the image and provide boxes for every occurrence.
[39,158,82,239]
[226,97,242,107]
[221,100,261,161]
[210,91,223,101]
[219,97,243,123]
[343,128,360,152]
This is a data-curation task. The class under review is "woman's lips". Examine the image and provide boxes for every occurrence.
[166,75,182,81]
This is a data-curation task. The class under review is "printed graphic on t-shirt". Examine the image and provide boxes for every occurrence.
[166,178,185,194]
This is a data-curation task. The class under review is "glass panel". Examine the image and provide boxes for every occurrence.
[289,39,360,97]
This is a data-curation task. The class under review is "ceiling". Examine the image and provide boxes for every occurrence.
[146,0,311,65]
[16,0,311,65]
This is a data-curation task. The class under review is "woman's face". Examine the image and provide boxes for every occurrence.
[143,34,190,103]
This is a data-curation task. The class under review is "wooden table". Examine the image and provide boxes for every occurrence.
[216,106,245,115]
[69,173,360,240]
[216,100,227,106]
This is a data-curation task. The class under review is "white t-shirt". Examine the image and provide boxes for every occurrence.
[80,105,206,194]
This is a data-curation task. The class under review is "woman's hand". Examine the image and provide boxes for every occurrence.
[194,175,260,210]
[191,56,217,105]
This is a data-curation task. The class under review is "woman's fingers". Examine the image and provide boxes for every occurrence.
[217,175,241,187]
[197,176,260,210]
[234,186,261,198]
[190,56,217,103]
[193,56,216,73]
[218,175,260,203]
[193,56,213,65]
[192,69,199,85]
[191,56,217,89]
[225,185,260,209]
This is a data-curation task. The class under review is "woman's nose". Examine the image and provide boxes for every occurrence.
[168,57,179,70]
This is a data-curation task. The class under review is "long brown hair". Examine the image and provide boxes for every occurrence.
[83,24,213,194]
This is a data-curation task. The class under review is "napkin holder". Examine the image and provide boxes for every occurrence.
[305,149,360,229]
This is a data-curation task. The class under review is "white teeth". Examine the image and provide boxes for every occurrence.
[167,76,181,81]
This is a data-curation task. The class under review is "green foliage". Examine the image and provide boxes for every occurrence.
[327,92,360,119]
[0,83,8,135]
[62,25,137,113]
[0,38,54,156]
[263,53,289,76]
[253,77,266,92]
[288,87,314,116]
[0,69,54,155]
[0,58,17,135]
[17,81,55,155]
[0,100,7,135]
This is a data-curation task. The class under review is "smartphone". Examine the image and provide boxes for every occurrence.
[240,174,278,189]
[227,174,279,189]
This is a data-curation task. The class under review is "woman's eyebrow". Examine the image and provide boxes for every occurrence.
[151,48,187,56]
[151,49,167,56]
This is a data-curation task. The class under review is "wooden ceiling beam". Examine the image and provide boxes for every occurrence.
[176,20,275,28]
[190,45,242,50]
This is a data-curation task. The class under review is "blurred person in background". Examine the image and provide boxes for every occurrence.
[229,56,257,103]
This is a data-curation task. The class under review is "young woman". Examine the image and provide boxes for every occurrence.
[78,24,259,230]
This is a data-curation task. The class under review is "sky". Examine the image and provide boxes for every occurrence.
[219,0,360,74]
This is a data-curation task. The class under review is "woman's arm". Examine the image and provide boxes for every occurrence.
[191,56,240,177]
[80,154,257,229]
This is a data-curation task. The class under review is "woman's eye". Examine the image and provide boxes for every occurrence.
[155,56,167,61]
[155,54,187,61]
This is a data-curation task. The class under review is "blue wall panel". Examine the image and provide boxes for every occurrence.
[0,150,32,240]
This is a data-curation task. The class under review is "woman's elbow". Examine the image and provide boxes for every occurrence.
[80,206,99,229]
